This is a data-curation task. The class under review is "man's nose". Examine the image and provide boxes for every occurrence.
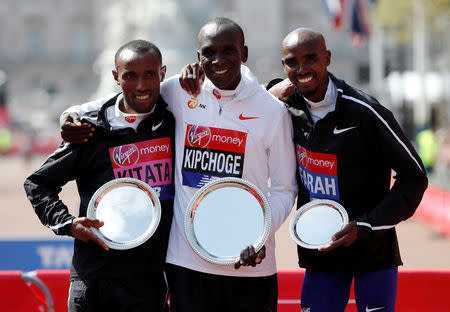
[136,77,146,90]
[296,62,307,73]
[212,54,225,65]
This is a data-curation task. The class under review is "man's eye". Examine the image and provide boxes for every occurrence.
[284,59,298,68]
[123,73,136,79]
[306,56,316,63]
[201,49,213,57]
[224,47,236,55]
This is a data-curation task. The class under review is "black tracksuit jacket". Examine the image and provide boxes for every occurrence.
[24,94,175,280]
[269,73,428,272]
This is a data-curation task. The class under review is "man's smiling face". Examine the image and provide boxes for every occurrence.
[281,30,330,102]
[113,49,165,114]
[197,23,248,90]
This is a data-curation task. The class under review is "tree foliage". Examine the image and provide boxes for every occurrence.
[374,0,450,43]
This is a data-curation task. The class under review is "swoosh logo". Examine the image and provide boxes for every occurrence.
[366,306,384,312]
[152,120,163,131]
[333,126,357,134]
[239,113,259,120]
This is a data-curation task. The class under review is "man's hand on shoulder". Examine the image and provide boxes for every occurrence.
[71,217,109,250]
[268,78,295,102]
[179,62,204,97]
[60,112,95,144]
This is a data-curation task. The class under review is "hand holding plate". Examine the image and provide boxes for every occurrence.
[71,217,109,250]
[234,245,266,269]
[319,221,357,251]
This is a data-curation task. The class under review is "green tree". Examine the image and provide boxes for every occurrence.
[374,0,450,43]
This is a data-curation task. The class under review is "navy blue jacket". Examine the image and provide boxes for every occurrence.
[269,74,427,272]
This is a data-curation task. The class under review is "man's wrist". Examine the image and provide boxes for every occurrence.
[56,217,75,236]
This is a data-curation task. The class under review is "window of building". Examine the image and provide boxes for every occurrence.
[71,24,90,60]
[27,17,45,59]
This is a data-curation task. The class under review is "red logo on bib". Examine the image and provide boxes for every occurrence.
[112,144,139,167]
[187,125,211,148]
[125,116,136,123]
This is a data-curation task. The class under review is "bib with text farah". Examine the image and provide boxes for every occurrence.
[296,144,339,201]
[109,137,173,200]
[182,124,247,188]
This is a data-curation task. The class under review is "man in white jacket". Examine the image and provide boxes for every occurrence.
[61,18,297,312]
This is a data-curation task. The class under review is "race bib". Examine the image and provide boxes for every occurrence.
[296,144,339,201]
[182,124,247,188]
[108,138,173,200]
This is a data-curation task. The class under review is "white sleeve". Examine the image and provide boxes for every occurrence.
[266,106,297,234]
[62,93,118,116]
[160,75,180,115]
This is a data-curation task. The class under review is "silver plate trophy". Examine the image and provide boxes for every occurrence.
[289,199,348,249]
[185,177,272,265]
[87,178,161,250]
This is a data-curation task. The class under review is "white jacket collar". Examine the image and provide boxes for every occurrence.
[203,65,259,103]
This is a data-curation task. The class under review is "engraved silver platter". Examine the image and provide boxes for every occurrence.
[87,177,161,250]
[185,177,272,265]
[289,199,348,249]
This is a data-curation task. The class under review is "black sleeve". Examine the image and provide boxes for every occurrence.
[356,103,428,228]
[24,142,80,236]
[265,78,284,90]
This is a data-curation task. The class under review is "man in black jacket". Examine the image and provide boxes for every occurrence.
[268,28,428,312]
[24,40,175,312]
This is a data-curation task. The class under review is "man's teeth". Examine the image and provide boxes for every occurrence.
[215,69,228,75]
[136,95,149,100]
[298,76,313,83]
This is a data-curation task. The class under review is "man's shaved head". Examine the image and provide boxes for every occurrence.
[282,28,327,52]
[198,17,245,47]
[196,17,248,90]
[281,27,331,102]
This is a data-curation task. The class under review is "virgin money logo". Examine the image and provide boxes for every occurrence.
[297,146,336,171]
[112,144,139,167]
[187,125,211,148]
[298,150,308,168]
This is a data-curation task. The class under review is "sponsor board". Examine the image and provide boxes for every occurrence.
[0,239,73,270]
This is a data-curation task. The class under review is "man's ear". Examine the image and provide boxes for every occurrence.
[112,70,120,86]
[281,59,288,75]
[160,65,167,82]
[325,50,331,66]
[197,50,201,62]
[241,45,248,63]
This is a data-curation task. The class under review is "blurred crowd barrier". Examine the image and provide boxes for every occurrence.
[414,184,450,238]
[0,269,449,312]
